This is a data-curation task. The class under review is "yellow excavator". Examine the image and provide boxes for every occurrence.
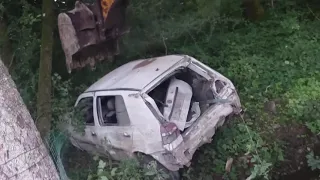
[58,0,130,73]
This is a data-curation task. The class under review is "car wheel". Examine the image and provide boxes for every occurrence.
[136,153,180,180]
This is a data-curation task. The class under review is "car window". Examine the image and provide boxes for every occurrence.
[96,95,130,126]
[75,96,94,126]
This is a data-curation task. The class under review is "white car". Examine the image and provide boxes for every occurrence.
[68,55,241,178]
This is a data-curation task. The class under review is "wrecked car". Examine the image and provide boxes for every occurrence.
[67,55,241,178]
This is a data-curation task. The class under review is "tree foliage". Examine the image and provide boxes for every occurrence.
[1,0,320,179]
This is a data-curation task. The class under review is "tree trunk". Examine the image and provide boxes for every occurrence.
[0,59,59,180]
[243,0,265,21]
[36,0,54,138]
[0,18,14,68]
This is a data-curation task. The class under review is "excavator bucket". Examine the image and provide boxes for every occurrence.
[58,0,129,73]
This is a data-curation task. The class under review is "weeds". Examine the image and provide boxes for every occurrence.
[306,152,320,171]
[87,156,170,180]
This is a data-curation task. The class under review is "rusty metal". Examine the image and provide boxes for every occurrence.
[58,0,129,73]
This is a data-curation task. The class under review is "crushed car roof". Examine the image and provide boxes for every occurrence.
[85,55,186,92]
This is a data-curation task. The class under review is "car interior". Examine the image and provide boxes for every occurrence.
[75,95,131,127]
[148,68,214,131]
[97,95,130,126]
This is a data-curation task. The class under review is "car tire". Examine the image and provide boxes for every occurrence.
[136,153,180,180]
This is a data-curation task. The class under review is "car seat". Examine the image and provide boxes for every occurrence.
[163,78,193,131]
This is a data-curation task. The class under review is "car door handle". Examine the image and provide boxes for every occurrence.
[123,132,130,137]
[91,131,97,136]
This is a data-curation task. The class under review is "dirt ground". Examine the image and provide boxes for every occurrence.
[272,123,320,180]
[62,144,97,179]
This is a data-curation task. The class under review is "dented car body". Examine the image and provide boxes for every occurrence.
[68,55,241,171]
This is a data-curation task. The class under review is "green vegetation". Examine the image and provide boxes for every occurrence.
[1,0,320,179]
[307,151,320,171]
[88,157,171,180]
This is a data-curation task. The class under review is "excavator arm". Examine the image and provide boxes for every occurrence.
[58,0,129,73]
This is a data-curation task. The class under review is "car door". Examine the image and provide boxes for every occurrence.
[93,91,133,160]
[70,93,100,154]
